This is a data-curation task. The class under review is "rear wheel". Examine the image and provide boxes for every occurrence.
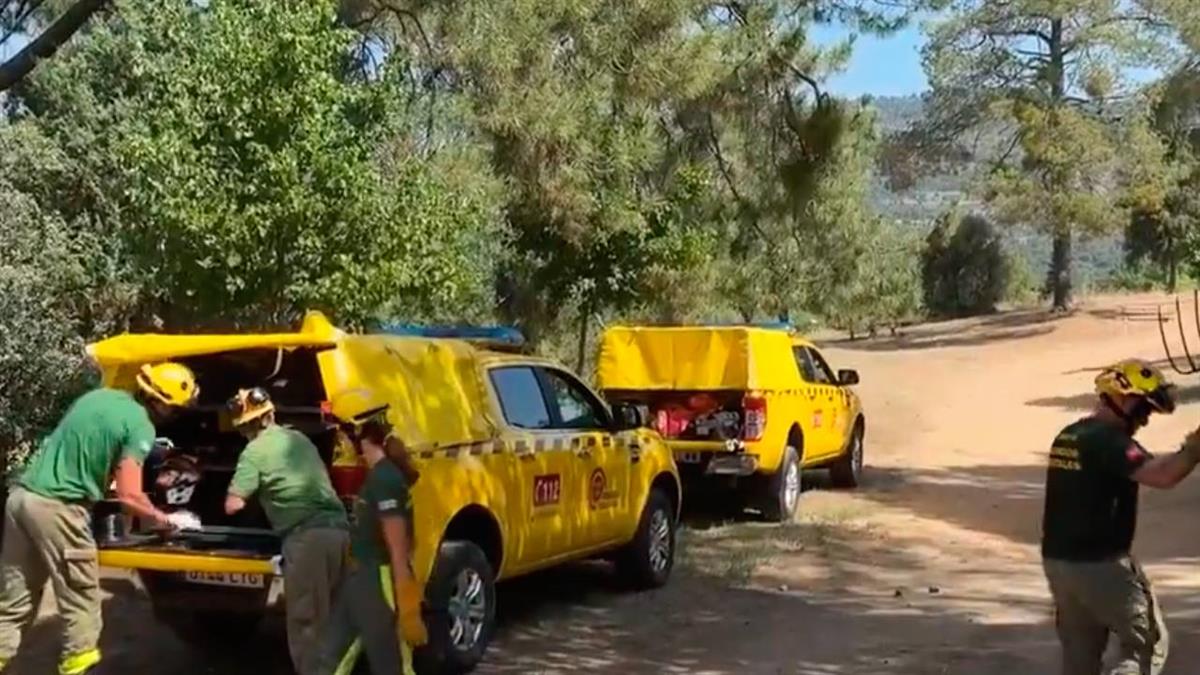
[615,488,677,589]
[761,446,801,522]
[414,540,497,674]
[830,424,864,488]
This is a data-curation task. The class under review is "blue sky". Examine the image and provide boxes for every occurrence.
[810,23,930,98]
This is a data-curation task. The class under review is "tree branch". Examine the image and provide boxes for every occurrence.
[0,0,106,92]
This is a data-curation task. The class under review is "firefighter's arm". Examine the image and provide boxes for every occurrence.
[224,453,258,515]
[380,514,428,646]
[114,457,174,529]
[1131,431,1200,489]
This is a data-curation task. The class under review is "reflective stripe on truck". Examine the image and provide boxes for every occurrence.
[98,549,274,575]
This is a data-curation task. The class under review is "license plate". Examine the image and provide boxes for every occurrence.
[183,571,265,589]
[677,452,703,464]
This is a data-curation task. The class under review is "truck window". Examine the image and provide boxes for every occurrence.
[804,347,837,385]
[489,367,552,429]
[792,347,820,384]
[540,369,608,430]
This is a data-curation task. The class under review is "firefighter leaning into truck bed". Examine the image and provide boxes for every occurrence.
[314,388,427,675]
[1041,359,1200,675]
[223,387,350,675]
[0,363,198,675]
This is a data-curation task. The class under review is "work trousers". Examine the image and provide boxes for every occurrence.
[1044,555,1168,675]
[283,526,350,675]
[0,487,102,675]
[314,563,415,675]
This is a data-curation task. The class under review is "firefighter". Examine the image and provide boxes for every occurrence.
[0,362,198,675]
[223,387,350,675]
[1041,359,1200,675]
[315,389,427,675]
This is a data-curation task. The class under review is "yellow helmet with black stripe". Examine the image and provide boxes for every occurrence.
[1095,359,1176,413]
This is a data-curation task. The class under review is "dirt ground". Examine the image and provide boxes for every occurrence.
[14,292,1200,674]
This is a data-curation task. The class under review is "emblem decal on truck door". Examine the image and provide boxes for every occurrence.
[588,468,606,507]
[533,474,561,507]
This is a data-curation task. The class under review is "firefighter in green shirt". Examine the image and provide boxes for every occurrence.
[1041,359,1200,675]
[315,388,426,675]
[0,362,198,675]
[223,387,350,675]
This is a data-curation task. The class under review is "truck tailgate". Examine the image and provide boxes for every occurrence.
[98,529,278,575]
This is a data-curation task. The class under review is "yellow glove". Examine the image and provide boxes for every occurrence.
[1183,428,1200,463]
[396,577,428,647]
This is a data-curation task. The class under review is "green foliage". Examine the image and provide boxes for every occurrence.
[14,0,501,330]
[827,218,923,338]
[902,0,1188,309]
[921,212,1011,317]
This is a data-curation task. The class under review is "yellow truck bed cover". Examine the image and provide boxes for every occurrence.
[597,326,803,391]
[86,312,497,452]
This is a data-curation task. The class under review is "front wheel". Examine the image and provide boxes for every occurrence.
[761,446,801,523]
[415,540,497,674]
[615,488,677,590]
[830,425,864,489]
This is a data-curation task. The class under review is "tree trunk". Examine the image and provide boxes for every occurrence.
[0,0,110,92]
[575,304,590,374]
[1048,229,1072,311]
[1046,18,1073,312]
[1166,227,1178,292]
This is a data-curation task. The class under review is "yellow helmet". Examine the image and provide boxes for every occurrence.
[227,387,275,427]
[1095,359,1176,413]
[136,362,199,407]
[328,388,389,429]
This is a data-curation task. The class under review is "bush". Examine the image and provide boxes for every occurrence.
[921,212,1011,317]
[0,181,99,475]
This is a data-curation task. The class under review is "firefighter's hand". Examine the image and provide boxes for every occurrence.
[1183,428,1200,463]
[396,580,428,647]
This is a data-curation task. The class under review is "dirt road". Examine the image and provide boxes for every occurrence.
[14,292,1200,674]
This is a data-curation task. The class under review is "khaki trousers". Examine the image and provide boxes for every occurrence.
[284,526,350,675]
[1044,556,1168,675]
[0,487,102,675]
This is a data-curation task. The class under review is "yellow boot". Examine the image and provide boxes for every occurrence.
[59,648,101,675]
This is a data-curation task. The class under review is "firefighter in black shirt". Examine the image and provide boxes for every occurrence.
[1042,359,1200,675]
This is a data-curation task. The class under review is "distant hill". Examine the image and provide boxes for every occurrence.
[862,95,1124,290]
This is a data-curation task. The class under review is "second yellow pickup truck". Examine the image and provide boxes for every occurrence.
[597,325,865,521]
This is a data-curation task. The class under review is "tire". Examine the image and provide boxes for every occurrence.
[761,446,801,523]
[414,540,497,674]
[615,488,677,590]
[830,424,864,489]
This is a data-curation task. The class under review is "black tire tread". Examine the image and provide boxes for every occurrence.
[615,488,676,590]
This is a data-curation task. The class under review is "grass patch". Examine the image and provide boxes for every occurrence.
[677,509,876,586]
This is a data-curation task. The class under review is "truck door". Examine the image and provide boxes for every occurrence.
[535,367,631,552]
[805,346,853,454]
[792,346,837,461]
[486,366,580,568]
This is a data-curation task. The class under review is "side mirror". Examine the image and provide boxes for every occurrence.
[611,402,648,431]
[837,369,860,386]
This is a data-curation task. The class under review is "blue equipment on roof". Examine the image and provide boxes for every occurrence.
[381,324,527,348]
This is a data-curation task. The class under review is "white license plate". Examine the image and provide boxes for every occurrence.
[677,452,703,464]
[183,571,265,589]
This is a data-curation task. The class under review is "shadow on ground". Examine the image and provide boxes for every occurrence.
[1026,381,1200,412]
[829,310,1061,353]
[5,577,291,675]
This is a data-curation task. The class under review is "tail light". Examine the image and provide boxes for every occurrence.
[742,394,767,441]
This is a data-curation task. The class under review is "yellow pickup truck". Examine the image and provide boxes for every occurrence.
[87,313,681,673]
[597,325,864,522]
